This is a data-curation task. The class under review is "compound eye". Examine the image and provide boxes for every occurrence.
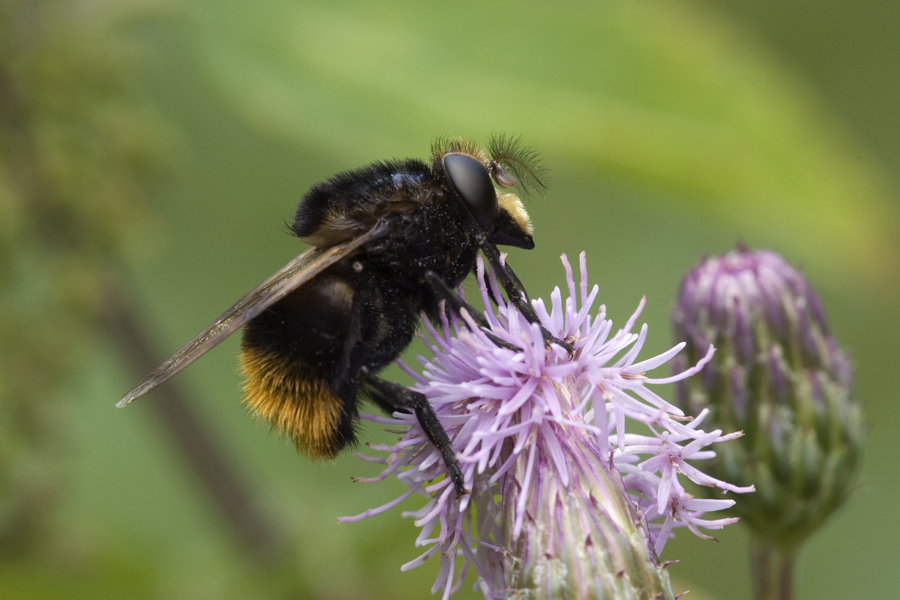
[442,153,498,230]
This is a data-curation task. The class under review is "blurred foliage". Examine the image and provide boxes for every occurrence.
[1,0,897,599]
[185,0,900,295]
[0,0,167,555]
[701,0,900,180]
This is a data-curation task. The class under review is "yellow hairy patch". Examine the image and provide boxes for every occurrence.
[239,347,344,459]
[498,192,533,236]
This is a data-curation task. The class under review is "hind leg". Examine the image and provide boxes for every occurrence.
[362,373,467,498]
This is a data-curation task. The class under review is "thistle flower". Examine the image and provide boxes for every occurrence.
[343,253,752,599]
[671,248,863,553]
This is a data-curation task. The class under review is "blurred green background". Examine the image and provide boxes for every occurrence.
[2,0,897,598]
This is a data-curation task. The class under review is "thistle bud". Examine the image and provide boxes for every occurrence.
[672,248,863,551]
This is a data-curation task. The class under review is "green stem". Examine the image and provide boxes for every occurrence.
[751,537,796,600]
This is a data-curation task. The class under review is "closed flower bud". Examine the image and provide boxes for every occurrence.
[672,248,863,551]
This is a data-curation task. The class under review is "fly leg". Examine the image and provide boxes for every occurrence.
[478,241,574,353]
[424,271,521,352]
[361,372,467,498]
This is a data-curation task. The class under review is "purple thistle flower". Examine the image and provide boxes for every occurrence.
[342,253,752,598]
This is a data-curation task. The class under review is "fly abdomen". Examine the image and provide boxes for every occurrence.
[239,272,358,458]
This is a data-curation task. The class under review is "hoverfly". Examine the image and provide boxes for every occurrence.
[118,136,570,497]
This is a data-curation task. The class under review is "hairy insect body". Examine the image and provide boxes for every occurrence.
[118,136,553,497]
[240,159,504,459]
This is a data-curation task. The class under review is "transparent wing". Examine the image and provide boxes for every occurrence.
[116,222,387,407]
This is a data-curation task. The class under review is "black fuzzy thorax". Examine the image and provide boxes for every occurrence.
[292,158,480,318]
[292,159,431,239]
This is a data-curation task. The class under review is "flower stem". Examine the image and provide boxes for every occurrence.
[751,537,796,600]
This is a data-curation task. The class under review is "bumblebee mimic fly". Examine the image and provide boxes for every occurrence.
[118,136,571,497]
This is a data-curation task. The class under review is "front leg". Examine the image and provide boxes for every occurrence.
[478,241,574,353]
[361,372,467,498]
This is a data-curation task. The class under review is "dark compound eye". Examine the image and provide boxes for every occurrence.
[442,153,498,230]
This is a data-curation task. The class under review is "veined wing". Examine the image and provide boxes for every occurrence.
[116,222,387,407]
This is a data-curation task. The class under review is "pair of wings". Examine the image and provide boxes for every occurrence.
[116,223,387,408]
